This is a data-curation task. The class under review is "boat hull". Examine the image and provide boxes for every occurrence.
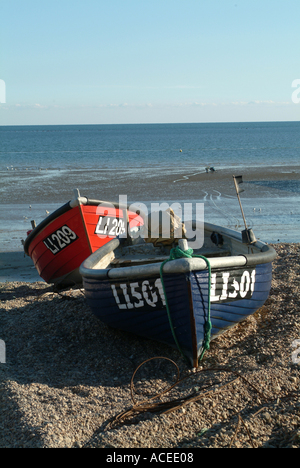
[27,204,90,285]
[83,260,273,367]
[24,197,143,286]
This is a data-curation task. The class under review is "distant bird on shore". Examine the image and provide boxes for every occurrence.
[45,210,49,215]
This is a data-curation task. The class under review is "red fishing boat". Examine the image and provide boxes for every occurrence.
[23,190,144,288]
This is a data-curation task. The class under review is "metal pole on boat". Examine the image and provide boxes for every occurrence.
[73,188,80,199]
[233,175,257,244]
[233,175,248,231]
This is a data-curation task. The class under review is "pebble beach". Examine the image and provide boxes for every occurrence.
[0,243,299,449]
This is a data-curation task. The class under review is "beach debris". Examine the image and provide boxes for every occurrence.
[109,357,268,429]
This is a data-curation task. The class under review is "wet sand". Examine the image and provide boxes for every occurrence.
[0,252,41,283]
[1,164,300,205]
[0,164,299,267]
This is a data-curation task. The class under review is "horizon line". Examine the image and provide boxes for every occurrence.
[0,119,299,127]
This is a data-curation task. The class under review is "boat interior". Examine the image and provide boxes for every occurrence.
[92,222,254,271]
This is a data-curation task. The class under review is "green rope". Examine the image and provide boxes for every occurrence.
[159,245,212,365]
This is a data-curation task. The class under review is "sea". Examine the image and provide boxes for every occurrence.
[0,121,300,252]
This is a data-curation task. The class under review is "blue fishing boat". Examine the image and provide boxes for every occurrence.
[79,221,276,367]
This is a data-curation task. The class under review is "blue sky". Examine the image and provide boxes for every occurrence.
[0,0,300,125]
